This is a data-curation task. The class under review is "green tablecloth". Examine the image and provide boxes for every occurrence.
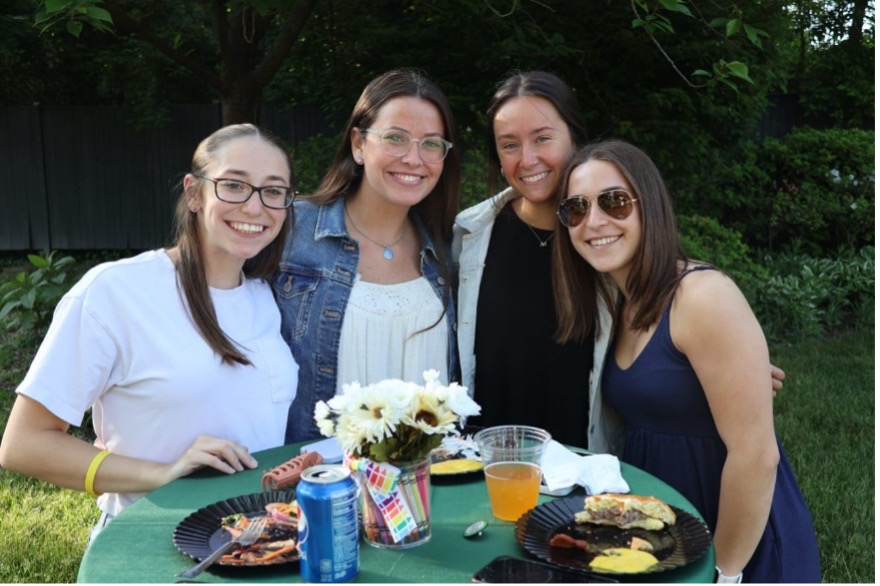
[77,443,714,583]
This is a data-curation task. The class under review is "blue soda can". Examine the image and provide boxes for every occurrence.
[296,464,359,583]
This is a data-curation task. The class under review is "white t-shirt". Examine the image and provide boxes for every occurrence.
[337,275,448,392]
[17,250,298,515]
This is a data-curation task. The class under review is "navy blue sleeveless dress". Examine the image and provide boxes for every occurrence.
[603,278,821,582]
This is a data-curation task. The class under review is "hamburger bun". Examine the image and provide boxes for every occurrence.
[574,493,676,530]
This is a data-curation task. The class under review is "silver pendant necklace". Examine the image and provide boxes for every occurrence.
[525,222,555,247]
[344,204,407,260]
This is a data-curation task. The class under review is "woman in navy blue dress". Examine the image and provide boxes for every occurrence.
[551,139,821,582]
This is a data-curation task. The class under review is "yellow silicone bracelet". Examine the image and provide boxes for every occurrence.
[84,450,111,497]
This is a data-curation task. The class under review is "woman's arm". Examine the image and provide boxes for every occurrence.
[0,395,258,495]
[671,270,779,577]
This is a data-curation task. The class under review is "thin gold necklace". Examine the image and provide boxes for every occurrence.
[344,204,407,260]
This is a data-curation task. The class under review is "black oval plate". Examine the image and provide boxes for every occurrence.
[173,490,298,567]
[515,495,711,575]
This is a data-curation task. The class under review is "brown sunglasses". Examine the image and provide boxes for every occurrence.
[557,190,639,227]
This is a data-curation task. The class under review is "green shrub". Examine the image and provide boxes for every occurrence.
[678,214,768,304]
[753,246,874,341]
[460,145,489,210]
[290,133,340,196]
[678,128,875,257]
[0,251,75,333]
[677,219,874,342]
[754,128,874,254]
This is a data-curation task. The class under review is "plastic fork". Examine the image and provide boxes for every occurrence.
[177,516,268,579]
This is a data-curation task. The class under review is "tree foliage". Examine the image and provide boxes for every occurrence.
[4,0,873,259]
[22,0,784,127]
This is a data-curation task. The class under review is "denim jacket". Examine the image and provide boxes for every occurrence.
[452,188,625,455]
[275,197,459,443]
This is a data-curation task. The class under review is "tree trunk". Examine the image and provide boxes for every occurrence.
[103,0,318,127]
[221,76,264,125]
[847,0,868,46]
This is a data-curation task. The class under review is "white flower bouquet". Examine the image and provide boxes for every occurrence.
[314,369,481,464]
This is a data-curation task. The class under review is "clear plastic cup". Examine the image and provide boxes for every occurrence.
[474,426,551,521]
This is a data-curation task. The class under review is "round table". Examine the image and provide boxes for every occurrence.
[77,443,714,583]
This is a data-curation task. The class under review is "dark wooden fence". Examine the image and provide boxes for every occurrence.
[0,104,330,252]
[1,97,809,252]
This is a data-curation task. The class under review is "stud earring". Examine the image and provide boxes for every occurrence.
[354,156,363,164]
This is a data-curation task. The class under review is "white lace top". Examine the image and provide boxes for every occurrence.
[337,275,449,393]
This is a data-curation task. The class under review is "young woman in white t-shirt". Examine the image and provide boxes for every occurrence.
[0,124,299,527]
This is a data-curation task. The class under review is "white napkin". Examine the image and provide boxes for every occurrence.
[539,440,630,496]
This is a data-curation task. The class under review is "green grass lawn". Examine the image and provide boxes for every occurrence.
[771,328,875,583]
[0,259,874,583]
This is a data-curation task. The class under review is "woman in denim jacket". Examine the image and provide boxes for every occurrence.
[276,69,461,443]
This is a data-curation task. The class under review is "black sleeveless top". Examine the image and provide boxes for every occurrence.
[469,203,593,448]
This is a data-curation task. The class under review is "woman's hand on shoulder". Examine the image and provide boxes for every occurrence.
[161,435,258,485]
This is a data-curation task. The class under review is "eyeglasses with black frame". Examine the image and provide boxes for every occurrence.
[196,176,295,209]
[557,190,639,227]
[358,128,453,163]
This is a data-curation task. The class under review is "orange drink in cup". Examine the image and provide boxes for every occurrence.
[483,461,543,521]
[475,425,551,522]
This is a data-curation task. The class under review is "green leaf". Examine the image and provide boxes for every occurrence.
[719,77,739,92]
[631,18,646,28]
[692,69,711,78]
[85,6,113,23]
[656,20,674,34]
[743,24,767,48]
[28,254,48,268]
[23,290,37,310]
[709,17,729,28]
[66,19,83,37]
[20,314,35,331]
[725,18,741,37]
[0,302,20,320]
[726,61,754,84]
[657,0,692,16]
[34,9,53,24]
[45,0,69,13]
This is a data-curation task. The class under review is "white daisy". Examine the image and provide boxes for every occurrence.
[347,383,411,445]
[402,390,458,435]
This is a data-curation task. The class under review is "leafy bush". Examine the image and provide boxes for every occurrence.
[753,128,874,254]
[290,133,340,196]
[678,216,873,341]
[0,251,75,333]
[676,128,874,257]
[752,246,874,341]
[678,214,768,304]
[460,144,489,210]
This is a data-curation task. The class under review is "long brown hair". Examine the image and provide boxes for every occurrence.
[172,123,293,366]
[485,70,589,196]
[311,68,460,315]
[553,140,686,343]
